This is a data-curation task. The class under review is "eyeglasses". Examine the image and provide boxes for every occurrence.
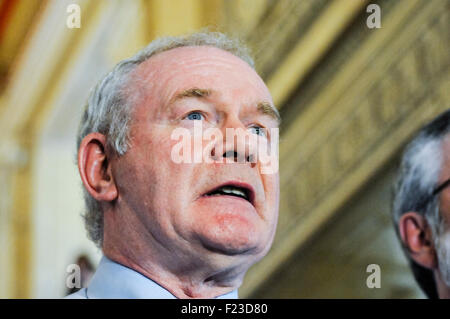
[417,177,450,211]
[432,178,450,197]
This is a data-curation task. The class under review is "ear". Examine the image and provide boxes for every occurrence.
[398,212,437,269]
[78,132,118,202]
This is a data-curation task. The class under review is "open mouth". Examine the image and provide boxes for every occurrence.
[203,183,255,205]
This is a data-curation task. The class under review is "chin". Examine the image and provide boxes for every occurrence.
[196,222,265,256]
[200,237,262,256]
[187,204,269,256]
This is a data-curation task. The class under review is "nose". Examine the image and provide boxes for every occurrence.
[221,150,254,163]
[210,116,258,167]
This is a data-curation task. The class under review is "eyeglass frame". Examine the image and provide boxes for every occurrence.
[417,177,450,212]
[433,178,450,197]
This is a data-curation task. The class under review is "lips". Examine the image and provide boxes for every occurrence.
[203,182,255,206]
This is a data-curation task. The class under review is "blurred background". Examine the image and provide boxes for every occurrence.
[0,0,448,298]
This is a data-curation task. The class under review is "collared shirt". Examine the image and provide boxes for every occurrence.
[65,255,239,299]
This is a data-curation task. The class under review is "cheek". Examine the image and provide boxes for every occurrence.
[440,193,450,224]
[131,127,192,182]
[119,127,191,206]
[262,174,280,211]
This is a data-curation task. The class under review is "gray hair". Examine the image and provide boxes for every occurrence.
[76,31,255,248]
[392,109,450,298]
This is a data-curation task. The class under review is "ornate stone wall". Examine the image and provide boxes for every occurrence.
[239,0,450,296]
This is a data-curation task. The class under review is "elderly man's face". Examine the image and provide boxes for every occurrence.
[112,46,279,263]
[436,135,450,286]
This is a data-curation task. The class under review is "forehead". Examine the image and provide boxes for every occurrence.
[130,46,273,106]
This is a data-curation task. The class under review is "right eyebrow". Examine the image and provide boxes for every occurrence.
[257,101,281,126]
[169,87,212,105]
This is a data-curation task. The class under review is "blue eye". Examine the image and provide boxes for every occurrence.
[185,111,204,121]
[249,126,266,137]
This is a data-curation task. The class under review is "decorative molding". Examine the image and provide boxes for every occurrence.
[241,0,449,297]
[266,0,368,107]
[245,0,328,78]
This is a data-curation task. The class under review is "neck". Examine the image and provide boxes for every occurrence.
[103,245,244,298]
[101,206,253,298]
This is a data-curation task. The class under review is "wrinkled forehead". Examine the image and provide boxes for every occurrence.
[136,45,255,77]
[129,46,273,106]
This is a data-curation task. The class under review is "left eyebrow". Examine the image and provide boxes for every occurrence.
[169,87,212,104]
[257,101,281,126]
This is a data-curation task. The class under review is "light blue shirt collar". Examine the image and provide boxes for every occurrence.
[75,256,239,299]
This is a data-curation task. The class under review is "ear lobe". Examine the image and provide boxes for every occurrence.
[78,132,118,202]
[399,212,437,269]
